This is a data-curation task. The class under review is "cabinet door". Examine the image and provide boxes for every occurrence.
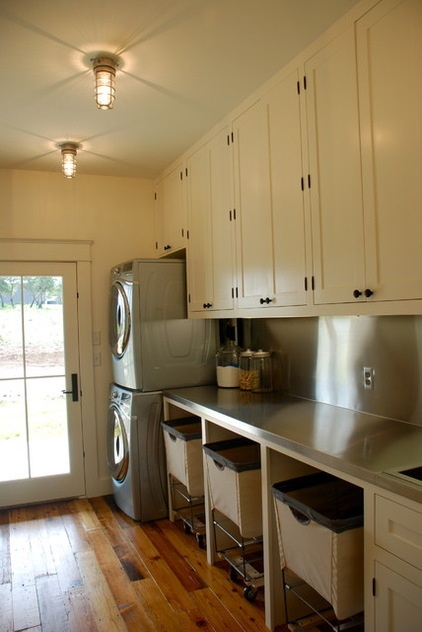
[208,127,236,311]
[267,68,310,307]
[374,560,422,632]
[154,163,186,256]
[357,0,422,301]
[306,26,366,304]
[187,128,235,313]
[233,100,274,308]
[186,143,213,309]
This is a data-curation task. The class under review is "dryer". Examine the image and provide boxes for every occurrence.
[107,384,167,521]
[109,259,217,391]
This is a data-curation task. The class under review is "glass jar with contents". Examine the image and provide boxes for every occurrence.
[215,339,242,388]
[239,349,259,391]
[251,350,273,393]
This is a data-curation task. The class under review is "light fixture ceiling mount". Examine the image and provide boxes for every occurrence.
[59,142,79,179]
[92,55,118,110]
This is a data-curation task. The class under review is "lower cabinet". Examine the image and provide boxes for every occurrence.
[374,560,422,632]
[164,395,422,632]
[370,492,422,631]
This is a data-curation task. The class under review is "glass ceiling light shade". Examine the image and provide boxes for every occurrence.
[60,143,78,178]
[93,56,117,109]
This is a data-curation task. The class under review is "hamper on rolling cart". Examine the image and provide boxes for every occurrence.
[162,417,205,546]
[203,438,264,600]
[272,472,364,623]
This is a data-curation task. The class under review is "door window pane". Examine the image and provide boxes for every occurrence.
[26,377,70,477]
[0,276,23,379]
[0,380,28,481]
[24,276,65,377]
[0,275,70,482]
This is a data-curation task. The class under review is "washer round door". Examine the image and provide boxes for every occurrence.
[109,281,131,359]
[107,404,129,482]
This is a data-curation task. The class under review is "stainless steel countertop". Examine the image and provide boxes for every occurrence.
[164,385,422,504]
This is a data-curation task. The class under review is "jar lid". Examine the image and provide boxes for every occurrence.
[240,348,254,357]
[253,349,271,357]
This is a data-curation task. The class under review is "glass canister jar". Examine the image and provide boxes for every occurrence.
[239,349,259,391]
[215,339,242,388]
[251,349,273,393]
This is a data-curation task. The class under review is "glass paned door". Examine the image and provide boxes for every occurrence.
[0,262,85,507]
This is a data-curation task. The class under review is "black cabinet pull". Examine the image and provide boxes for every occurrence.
[260,297,273,305]
[202,302,212,309]
[365,288,374,298]
[353,289,362,298]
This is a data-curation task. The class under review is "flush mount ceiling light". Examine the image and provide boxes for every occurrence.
[92,56,118,110]
[60,142,79,179]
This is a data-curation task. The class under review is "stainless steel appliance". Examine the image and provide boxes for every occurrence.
[108,259,217,520]
[107,385,167,521]
[109,258,217,391]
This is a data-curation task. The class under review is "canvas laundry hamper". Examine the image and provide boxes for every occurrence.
[162,418,204,497]
[272,472,364,621]
[203,438,262,539]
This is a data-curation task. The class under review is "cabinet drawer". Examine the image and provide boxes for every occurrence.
[375,495,422,569]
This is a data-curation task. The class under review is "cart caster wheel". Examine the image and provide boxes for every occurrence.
[196,533,205,549]
[183,523,191,535]
[229,566,240,583]
[243,586,258,601]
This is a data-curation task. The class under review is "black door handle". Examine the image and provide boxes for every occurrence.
[62,373,79,402]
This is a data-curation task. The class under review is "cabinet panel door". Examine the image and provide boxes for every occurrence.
[306,26,366,304]
[375,560,422,632]
[357,0,422,301]
[208,128,236,311]
[186,143,213,310]
[267,68,309,307]
[155,163,186,255]
[187,128,235,313]
[233,100,274,308]
[375,494,422,570]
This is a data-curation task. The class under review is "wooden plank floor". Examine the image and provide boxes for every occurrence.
[0,495,290,632]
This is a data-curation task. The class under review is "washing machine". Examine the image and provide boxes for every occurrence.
[107,384,168,521]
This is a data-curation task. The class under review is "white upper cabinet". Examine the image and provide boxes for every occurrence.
[233,26,364,310]
[356,0,422,302]
[186,126,236,313]
[266,67,310,307]
[154,0,422,316]
[233,99,275,308]
[232,71,310,311]
[154,162,187,256]
[305,25,367,305]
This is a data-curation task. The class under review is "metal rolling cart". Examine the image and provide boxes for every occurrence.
[203,438,264,600]
[162,417,206,548]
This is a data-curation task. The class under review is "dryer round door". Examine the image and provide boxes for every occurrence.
[109,281,131,358]
[107,404,129,482]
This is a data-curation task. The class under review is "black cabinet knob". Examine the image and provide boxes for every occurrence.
[353,289,362,298]
[202,302,212,309]
[260,297,273,305]
[364,288,374,298]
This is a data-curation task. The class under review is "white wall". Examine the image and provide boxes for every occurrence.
[0,168,155,495]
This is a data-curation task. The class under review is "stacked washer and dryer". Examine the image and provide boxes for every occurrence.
[107,259,217,521]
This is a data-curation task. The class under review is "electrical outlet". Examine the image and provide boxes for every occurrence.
[93,351,102,366]
[363,366,374,390]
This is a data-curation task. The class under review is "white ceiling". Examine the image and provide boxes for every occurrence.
[0,0,360,179]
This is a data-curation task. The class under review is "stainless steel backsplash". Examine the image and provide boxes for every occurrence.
[246,315,422,426]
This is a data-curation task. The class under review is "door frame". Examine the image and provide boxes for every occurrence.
[0,238,99,498]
